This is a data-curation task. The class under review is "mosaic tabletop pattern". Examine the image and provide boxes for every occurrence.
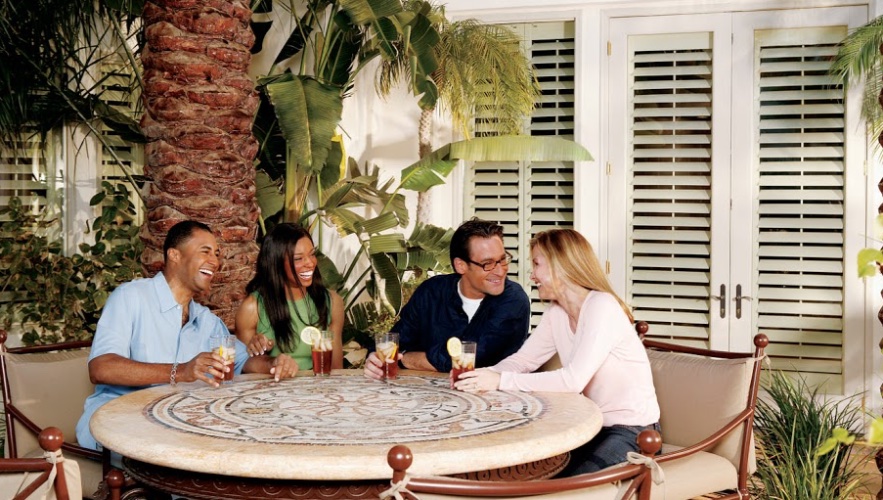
[146,375,545,445]
[92,372,602,480]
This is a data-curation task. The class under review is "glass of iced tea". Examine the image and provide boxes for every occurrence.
[375,332,399,381]
[210,334,236,383]
[311,330,333,376]
[451,341,476,384]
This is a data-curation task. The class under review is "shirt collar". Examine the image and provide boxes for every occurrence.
[154,273,204,327]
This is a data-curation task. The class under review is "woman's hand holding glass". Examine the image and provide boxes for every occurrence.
[453,368,500,392]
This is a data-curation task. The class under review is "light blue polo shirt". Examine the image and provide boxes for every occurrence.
[75,272,248,450]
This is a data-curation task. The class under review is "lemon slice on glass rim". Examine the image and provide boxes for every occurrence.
[446,337,462,358]
[300,326,322,344]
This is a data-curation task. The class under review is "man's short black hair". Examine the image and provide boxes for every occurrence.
[163,220,213,262]
[449,217,505,264]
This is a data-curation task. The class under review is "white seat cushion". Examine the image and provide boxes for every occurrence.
[0,457,82,500]
[23,446,101,498]
[4,347,93,458]
[647,350,755,470]
[650,444,738,500]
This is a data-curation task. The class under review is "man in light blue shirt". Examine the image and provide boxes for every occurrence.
[76,220,297,450]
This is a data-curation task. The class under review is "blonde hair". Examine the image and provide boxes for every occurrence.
[529,229,634,323]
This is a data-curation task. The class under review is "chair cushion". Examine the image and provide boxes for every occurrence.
[68,454,102,498]
[651,445,738,500]
[22,448,101,498]
[0,456,82,500]
[3,347,93,456]
[647,349,755,470]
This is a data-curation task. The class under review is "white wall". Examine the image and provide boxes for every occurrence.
[340,67,458,233]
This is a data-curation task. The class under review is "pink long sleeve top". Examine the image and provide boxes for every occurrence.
[492,291,660,427]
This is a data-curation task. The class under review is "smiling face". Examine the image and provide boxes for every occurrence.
[283,236,317,289]
[530,246,558,302]
[167,228,221,296]
[454,235,508,299]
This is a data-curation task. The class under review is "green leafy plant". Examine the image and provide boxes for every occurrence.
[251,0,442,223]
[293,159,453,345]
[752,371,864,499]
[0,182,142,344]
[0,0,145,181]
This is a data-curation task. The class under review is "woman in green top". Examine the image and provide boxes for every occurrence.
[235,223,344,376]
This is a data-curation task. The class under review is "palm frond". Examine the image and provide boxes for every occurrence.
[832,15,883,154]
[0,0,142,146]
[832,16,883,85]
[376,2,539,137]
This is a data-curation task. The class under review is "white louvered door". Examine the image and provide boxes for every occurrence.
[467,21,576,323]
[608,6,866,393]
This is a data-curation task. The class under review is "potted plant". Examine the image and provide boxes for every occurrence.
[753,371,864,499]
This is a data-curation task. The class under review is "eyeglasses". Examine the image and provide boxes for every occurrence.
[465,252,514,272]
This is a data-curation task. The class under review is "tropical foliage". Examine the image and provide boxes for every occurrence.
[249,0,589,328]
[831,16,883,151]
[251,0,442,223]
[0,183,143,344]
[0,0,143,161]
[377,1,541,222]
[752,371,864,499]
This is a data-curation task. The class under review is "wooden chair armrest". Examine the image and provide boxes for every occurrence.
[388,430,663,498]
[1,427,71,500]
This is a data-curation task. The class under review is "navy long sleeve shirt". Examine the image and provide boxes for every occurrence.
[393,273,531,372]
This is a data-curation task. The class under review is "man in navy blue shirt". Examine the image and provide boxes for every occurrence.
[364,218,531,377]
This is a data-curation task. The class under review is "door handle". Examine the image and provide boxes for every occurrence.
[711,284,726,318]
[734,284,752,319]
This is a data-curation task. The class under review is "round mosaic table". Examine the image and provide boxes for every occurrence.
[91,371,602,499]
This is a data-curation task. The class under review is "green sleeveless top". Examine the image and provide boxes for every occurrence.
[253,291,331,370]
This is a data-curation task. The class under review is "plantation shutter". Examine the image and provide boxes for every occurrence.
[0,130,60,303]
[97,62,143,222]
[0,132,56,222]
[752,27,847,389]
[468,21,576,323]
[627,33,716,344]
[612,9,862,393]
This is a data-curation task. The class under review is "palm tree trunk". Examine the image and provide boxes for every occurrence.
[416,108,434,224]
[138,0,260,328]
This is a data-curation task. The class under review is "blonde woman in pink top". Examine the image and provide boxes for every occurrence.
[454,229,660,475]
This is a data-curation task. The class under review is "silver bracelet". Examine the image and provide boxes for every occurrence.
[170,362,178,386]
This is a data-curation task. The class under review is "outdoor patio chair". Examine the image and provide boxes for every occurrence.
[638,323,768,500]
[383,430,663,499]
[0,331,103,499]
[0,427,82,500]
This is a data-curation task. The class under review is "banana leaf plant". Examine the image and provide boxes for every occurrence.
[255,133,592,329]
[261,158,453,347]
[250,0,441,223]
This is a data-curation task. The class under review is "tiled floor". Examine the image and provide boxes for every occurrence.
[851,445,880,499]
[687,446,882,499]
